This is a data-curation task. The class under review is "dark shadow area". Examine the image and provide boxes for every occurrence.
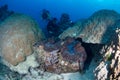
[76,38,104,71]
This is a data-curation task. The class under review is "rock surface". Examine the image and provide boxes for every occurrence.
[0,13,44,66]
[6,53,39,74]
[0,57,22,80]
[0,53,96,80]
[94,28,120,80]
[79,10,120,43]
[59,20,83,39]
[59,10,120,44]
[34,37,87,73]
[59,9,120,80]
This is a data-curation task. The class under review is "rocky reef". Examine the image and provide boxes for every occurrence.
[94,28,120,80]
[59,10,120,44]
[59,9,120,80]
[0,9,120,80]
[34,37,87,74]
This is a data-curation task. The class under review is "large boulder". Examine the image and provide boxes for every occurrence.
[34,37,87,73]
[59,10,120,44]
[0,13,44,66]
[79,10,120,43]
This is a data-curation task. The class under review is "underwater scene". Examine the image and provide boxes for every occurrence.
[0,0,120,80]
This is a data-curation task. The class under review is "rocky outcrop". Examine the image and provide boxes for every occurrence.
[79,10,120,43]
[34,37,87,73]
[0,13,44,66]
[59,10,120,44]
[94,28,120,80]
[59,10,120,79]
[59,20,83,39]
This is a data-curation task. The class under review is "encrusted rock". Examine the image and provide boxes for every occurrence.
[94,29,120,80]
[0,57,22,80]
[0,13,44,66]
[59,10,120,44]
[59,20,83,39]
[5,53,39,74]
[22,67,64,80]
[34,37,87,73]
[79,10,120,43]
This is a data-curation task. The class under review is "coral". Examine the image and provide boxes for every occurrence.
[41,9,51,21]
[46,18,60,37]
[59,13,70,25]
[5,53,39,74]
[34,37,87,73]
[61,37,87,70]
[44,50,59,66]
[0,4,14,22]
[94,28,120,80]
[0,58,22,80]
[0,13,44,66]
[22,66,64,80]
[58,13,73,34]
[79,10,120,43]
[59,10,120,44]
[59,19,84,39]
[42,37,61,52]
